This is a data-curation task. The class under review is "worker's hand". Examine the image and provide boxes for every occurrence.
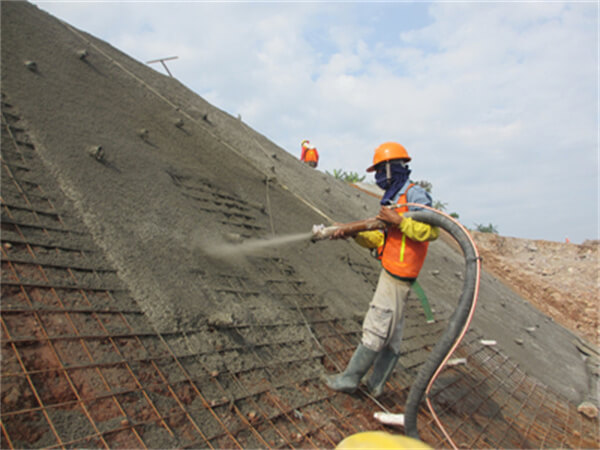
[376,206,403,227]
[330,223,349,240]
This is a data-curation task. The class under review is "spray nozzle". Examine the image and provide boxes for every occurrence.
[311,224,339,242]
[311,217,387,242]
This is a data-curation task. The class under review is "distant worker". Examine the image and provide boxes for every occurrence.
[325,142,439,397]
[300,139,319,168]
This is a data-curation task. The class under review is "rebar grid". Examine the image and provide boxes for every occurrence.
[2,112,241,448]
[198,264,379,447]
[0,239,247,448]
[421,334,600,449]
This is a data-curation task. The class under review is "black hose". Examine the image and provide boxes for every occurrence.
[402,209,480,440]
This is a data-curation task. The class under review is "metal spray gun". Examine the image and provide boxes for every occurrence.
[311,217,386,241]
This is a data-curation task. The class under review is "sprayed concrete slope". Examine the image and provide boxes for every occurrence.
[1,0,595,426]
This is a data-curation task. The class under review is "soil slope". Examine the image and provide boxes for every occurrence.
[471,233,598,345]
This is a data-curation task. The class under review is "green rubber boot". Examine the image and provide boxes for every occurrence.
[366,347,400,398]
[325,344,378,393]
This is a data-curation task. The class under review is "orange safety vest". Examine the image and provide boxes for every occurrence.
[304,148,318,163]
[378,184,429,280]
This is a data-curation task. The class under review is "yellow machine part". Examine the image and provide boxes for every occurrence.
[336,431,433,449]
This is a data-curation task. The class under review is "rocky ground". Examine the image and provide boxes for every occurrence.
[471,232,598,346]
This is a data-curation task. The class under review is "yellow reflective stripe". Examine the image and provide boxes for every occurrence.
[399,233,406,262]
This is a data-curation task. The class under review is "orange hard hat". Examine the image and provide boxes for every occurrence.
[366,142,411,172]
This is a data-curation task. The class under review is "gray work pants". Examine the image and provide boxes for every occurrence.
[361,269,411,354]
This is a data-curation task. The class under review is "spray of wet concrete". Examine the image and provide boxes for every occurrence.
[205,232,314,259]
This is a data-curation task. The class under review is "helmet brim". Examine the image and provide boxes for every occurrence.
[366,157,411,172]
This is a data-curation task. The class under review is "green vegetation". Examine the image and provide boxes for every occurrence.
[433,200,448,211]
[475,222,499,234]
[328,168,366,183]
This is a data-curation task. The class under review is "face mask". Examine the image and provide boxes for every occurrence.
[375,161,412,205]
[375,169,390,189]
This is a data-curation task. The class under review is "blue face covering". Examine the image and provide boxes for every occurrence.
[375,162,412,205]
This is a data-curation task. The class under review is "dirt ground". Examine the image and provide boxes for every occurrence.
[470,232,599,345]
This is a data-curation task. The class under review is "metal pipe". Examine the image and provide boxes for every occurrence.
[311,218,385,241]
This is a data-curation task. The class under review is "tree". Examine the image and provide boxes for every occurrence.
[328,169,366,183]
[330,168,344,179]
[475,222,499,234]
[433,200,448,211]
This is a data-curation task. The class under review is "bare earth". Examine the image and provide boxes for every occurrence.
[471,232,599,345]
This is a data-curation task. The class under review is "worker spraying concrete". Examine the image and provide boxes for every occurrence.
[317,142,439,400]
[311,142,481,447]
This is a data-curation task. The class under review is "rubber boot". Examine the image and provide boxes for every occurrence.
[366,347,400,398]
[325,344,378,393]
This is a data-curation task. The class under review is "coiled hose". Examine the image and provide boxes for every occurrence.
[402,206,481,443]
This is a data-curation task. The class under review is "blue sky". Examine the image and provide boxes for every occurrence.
[32,1,598,243]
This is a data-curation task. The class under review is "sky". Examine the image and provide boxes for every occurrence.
[32,1,599,244]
